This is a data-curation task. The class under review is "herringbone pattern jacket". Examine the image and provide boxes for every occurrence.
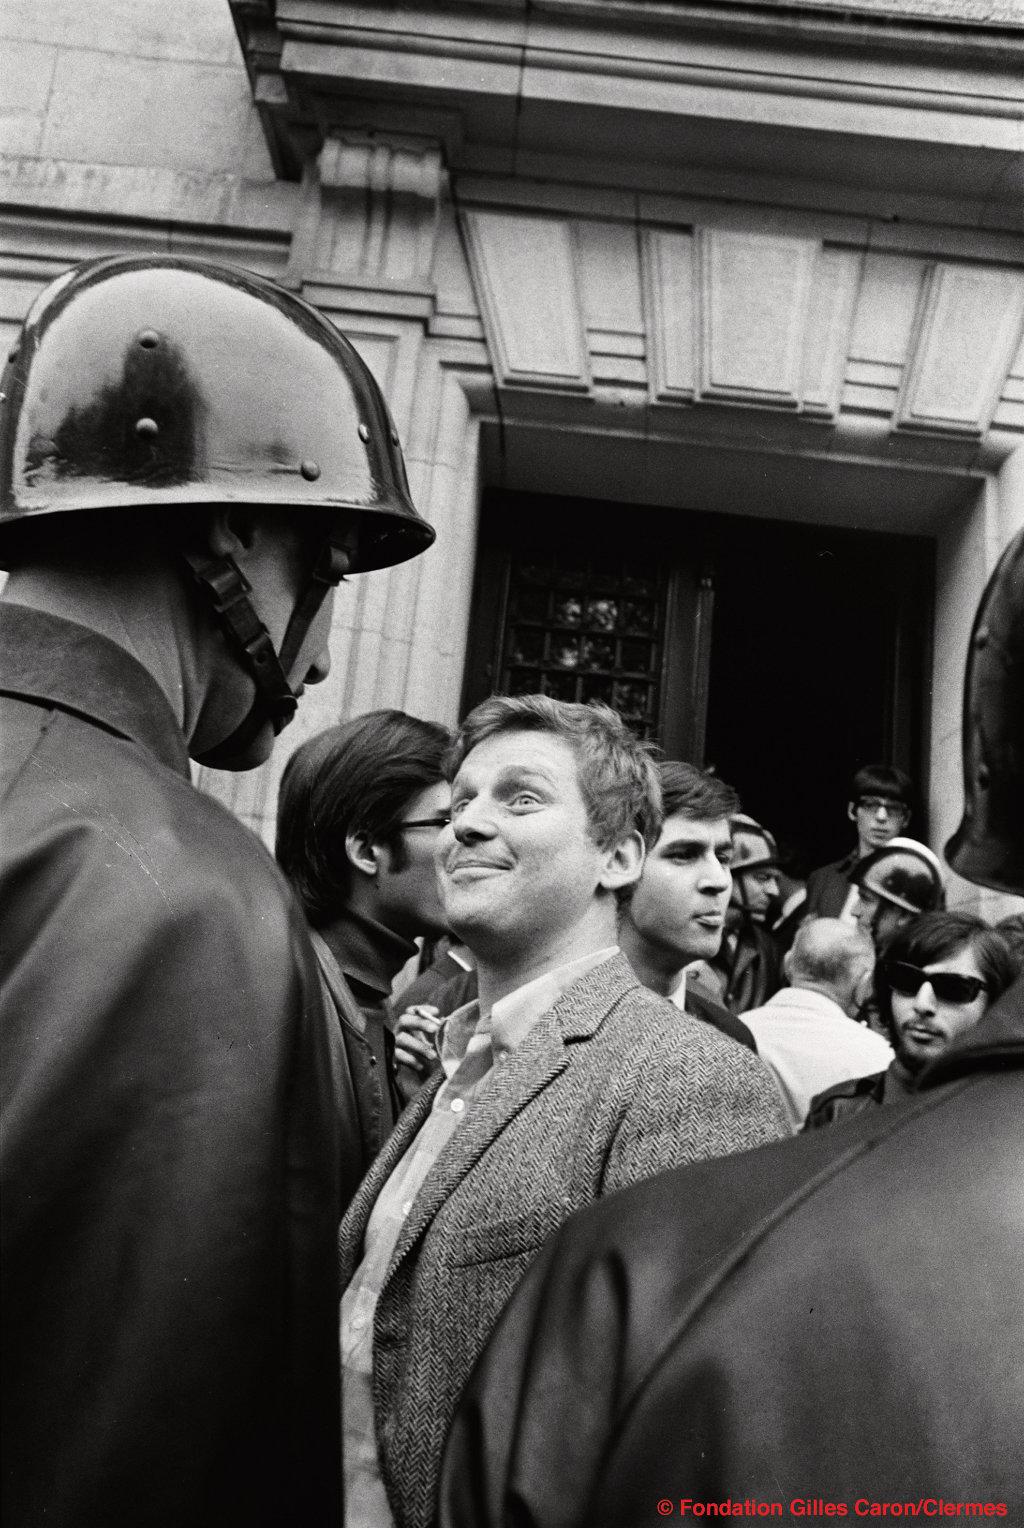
[338,951,789,1528]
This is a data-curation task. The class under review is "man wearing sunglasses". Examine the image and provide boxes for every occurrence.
[276,709,452,1206]
[805,909,1016,1126]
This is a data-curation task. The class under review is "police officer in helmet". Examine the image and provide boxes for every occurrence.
[849,836,946,953]
[708,814,784,1013]
[0,256,434,1528]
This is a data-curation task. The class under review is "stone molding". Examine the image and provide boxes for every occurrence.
[231,2,1024,225]
[898,264,1024,437]
[285,131,448,301]
[453,205,1024,439]
[461,210,591,392]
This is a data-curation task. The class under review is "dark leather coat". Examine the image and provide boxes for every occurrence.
[439,975,1024,1527]
[0,605,343,1528]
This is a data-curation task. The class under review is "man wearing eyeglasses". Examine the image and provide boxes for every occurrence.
[276,709,452,1208]
[793,763,914,930]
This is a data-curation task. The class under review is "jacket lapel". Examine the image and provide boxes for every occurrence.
[338,1075,442,1281]
[389,951,639,1270]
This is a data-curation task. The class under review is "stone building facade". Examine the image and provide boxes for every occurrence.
[2,0,1022,909]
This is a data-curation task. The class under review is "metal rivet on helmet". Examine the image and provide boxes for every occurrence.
[300,459,321,482]
[135,417,159,438]
[137,330,161,349]
[358,423,370,443]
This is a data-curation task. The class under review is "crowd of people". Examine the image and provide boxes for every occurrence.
[1,254,1022,1528]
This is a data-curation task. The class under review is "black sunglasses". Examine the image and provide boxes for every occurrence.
[399,814,451,831]
[883,960,988,1006]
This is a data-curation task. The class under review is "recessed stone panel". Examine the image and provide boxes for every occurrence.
[697,229,817,408]
[462,210,590,391]
[898,264,1024,436]
[641,228,697,402]
[802,247,861,417]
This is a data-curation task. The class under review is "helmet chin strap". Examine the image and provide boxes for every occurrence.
[184,537,351,769]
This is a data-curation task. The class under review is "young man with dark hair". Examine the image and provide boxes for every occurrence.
[619,761,754,1046]
[800,762,914,924]
[276,709,451,1197]
[339,694,787,1528]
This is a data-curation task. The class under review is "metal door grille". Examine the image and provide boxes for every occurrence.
[498,548,666,737]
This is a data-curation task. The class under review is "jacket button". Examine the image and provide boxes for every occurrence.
[369,1056,377,1067]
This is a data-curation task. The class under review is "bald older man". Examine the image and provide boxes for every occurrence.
[741,918,893,1129]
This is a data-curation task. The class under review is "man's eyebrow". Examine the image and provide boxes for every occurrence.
[494,765,557,789]
[661,835,731,853]
[451,763,556,796]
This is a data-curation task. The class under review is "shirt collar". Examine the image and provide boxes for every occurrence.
[0,603,190,776]
[439,945,619,1077]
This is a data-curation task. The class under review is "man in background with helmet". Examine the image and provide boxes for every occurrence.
[438,528,1024,1528]
[0,255,434,1528]
[706,813,785,1013]
[849,836,946,953]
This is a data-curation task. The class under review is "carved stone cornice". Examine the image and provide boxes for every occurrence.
[229,1,1024,218]
[284,130,447,306]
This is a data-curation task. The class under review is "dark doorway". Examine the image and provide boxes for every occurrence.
[463,490,933,873]
[703,518,933,877]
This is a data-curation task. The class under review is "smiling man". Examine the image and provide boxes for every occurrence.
[337,695,788,1528]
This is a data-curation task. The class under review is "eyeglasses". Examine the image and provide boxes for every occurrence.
[857,796,909,818]
[883,960,988,1005]
[398,814,451,832]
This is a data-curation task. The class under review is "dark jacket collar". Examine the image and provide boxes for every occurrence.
[318,906,418,1000]
[0,602,190,777]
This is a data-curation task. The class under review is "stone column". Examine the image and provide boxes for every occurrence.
[196,131,483,844]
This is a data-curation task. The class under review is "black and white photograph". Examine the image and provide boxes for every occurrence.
[2,3,1023,1525]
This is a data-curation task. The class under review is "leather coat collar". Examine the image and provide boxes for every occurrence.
[0,602,190,776]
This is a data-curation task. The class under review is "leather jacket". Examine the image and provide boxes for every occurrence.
[0,604,343,1528]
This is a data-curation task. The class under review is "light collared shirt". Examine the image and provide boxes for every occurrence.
[742,985,894,1130]
[341,945,619,1528]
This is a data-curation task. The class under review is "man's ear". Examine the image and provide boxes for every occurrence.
[205,505,260,561]
[345,830,380,880]
[846,800,858,826]
[782,948,794,984]
[599,830,645,893]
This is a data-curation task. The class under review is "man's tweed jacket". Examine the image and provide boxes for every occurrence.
[338,950,789,1528]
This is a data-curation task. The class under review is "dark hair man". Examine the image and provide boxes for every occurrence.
[798,763,914,925]
[805,910,1015,1127]
[0,256,434,1528]
[437,529,1024,1527]
[276,710,451,1201]
[339,694,787,1528]
[742,918,892,1129]
[618,761,755,1046]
